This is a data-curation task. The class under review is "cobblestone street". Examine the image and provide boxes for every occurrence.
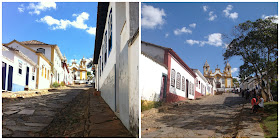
[2,85,132,137]
[141,93,265,138]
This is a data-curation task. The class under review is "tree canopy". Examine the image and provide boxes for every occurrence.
[223,17,278,101]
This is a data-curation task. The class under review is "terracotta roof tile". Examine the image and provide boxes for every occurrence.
[21,40,50,45]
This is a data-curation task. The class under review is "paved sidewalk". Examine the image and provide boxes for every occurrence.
[141,93,265,138]
[2,85,88,137]
[37,88,133,137]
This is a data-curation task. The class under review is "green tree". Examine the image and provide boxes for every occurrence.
[223,17,278,101]
[87,71,92,76]
[233,78,239,87]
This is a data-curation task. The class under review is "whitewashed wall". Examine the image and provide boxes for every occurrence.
[170,56,195,99]
[38,57,51,89]
[140,54,167,101]
[8,42,38,64]
[27,45,52,60]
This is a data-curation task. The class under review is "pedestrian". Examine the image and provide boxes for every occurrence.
[252,95,264,113]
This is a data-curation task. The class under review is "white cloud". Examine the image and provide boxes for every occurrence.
[223,5,238,20]
[185,40,200,45]
[37,12,96,35]
[28,2,56,15]
[71,12,89,29]
[18,4,25,13]
[231,68,239,73]
[262,14,278,23]
[86,27,96,35]
[203,6,208,12]
[189,23,196,28]
[185,33,223,47]
[165,33,169,38]
[208,11,217,21]
[141,4,166,29]
[174,27,192,35]
[207,33,223,47]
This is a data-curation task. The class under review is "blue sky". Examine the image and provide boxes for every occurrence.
[2,2,98,67]
[141,2,278,78]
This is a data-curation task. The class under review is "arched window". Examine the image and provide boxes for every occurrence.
[37,48,45,55]
[182,76,185,91]
[171,69,175,87]
[176,72,181,89]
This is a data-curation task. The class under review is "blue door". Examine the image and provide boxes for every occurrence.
[7,65,13,91]
[2,62,7,90]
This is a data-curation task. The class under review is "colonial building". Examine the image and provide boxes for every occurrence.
[192,69,213,97]
[3,40,52,89]
[68,57,88,84]
[141,41,197,103]
[2,45,38,92]
[20,40,65,84]
[93,2,139,137]
[203,60,233,92]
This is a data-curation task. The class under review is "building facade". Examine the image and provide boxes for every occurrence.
[68,57,88,84]
[2,45,38,92]
[141,41,197,103]
[93,2,139,137]
[192,69,213,97]
[203,60,233,92]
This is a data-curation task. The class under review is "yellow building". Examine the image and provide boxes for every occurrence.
[69,57,88,84]
[203,60,233,88]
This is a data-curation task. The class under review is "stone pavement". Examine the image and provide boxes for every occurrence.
[141,93,265,138]
[2,85,88,137]
[36,88,133,137]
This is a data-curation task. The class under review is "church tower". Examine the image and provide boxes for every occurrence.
[224,61,231,76]
[203,60,210,76]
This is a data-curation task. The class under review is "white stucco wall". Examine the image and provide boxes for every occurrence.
[170,56,195,99]
[38,56,51,89]
[26,45,52,61]
[2,50,37,91]
[8,42,38,64]
[140,54,167,101]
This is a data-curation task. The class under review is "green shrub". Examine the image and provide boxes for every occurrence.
[60,81,65,87]
[141,100,162,112]
[52,81,60,88]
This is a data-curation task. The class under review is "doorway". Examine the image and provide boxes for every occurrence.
[186,79,189,98]
[25,66,29,86]
[7,65,13,91]
[2,62,7,90]
[160,74,167,101]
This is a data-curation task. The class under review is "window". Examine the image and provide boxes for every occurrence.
[18,62,22,75]
[47,70,49,80]
[32,76,35,81]
[171,69,175,87]
[176,72,181,90]
[37,48,45,55]
[108,9,113,55]
[222,78,225,84]
[182,76,185,91]
[199,81,200,89]
[42,66,44,77]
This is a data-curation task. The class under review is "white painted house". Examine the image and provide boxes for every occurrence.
[141,41,198,102]
[2,45,38,92]
[20,40,65,84]
[192,69,213,96]
[140,52,168,102]
[93,2,139,137]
